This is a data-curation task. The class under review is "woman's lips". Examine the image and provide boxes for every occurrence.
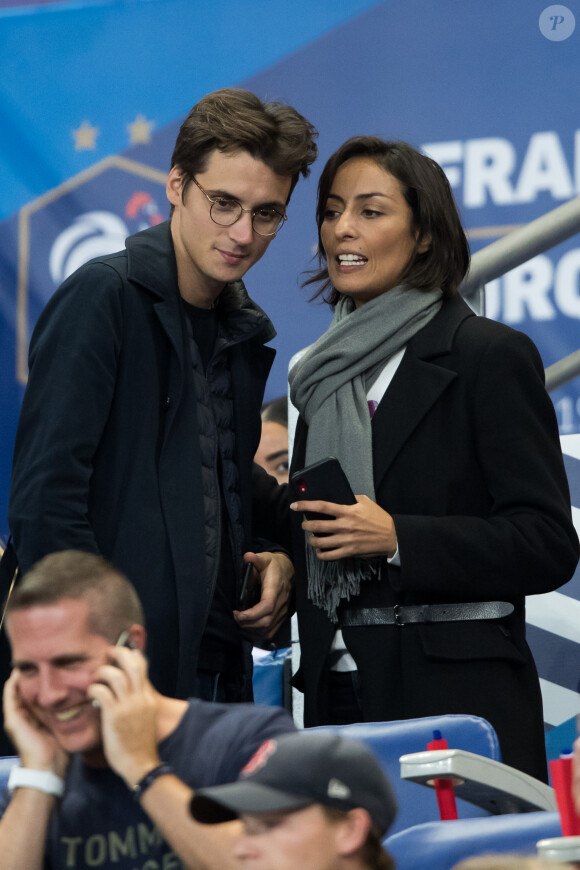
[335,253,368,270]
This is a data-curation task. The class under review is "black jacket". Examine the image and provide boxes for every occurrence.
[9,222,290,698]
[291,294,579,780]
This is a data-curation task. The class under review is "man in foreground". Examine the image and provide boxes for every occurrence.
[0,551,295,869]
[8,87,318,703]
[191,730,397,870]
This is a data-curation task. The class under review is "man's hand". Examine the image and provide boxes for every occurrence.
[291,495,397,559]
[3,671,69,777]
[85,647,242,870]
[86,646,160,788]
[234,551,294,640]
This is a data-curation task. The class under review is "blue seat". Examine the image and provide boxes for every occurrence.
[385,811,562,870]
[252,647,292,707]
[545,715,577,763]
[313,715,502,835]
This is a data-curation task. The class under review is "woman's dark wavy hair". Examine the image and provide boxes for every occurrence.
[305,137,470,305]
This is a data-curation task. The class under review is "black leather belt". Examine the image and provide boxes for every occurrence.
[340,601,514,627]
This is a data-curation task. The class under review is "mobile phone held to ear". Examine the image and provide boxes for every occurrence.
[92,631,139,704]
[115,630,137,650]
[291,457,356,522]
[238,562,262,611]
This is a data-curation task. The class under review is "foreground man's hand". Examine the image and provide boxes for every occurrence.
[3,670,69,777]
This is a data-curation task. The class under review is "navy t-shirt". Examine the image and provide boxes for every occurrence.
[0,699,294,869]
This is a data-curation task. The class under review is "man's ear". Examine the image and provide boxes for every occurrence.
[335,808,372,857]
[128,624,146,654]
[166,166,185,207]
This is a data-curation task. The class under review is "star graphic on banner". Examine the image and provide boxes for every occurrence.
[128,114,155,145]
[72,121,99,151]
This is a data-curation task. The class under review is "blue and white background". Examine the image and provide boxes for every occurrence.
[1,0,580,740]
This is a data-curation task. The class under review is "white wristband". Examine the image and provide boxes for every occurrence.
[8,766,65,797]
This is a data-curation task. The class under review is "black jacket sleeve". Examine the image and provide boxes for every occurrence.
[8,263,124,571]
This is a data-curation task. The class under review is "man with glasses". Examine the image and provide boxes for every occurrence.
[8,88,318,710]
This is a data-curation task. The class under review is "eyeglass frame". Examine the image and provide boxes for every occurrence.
[190,176,287,237]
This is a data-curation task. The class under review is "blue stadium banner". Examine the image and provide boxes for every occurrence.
[1,0,579,733]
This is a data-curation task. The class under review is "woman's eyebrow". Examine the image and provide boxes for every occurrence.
[327,192,394,203]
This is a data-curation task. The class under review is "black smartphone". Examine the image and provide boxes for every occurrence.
[238,562,262,611]
[291,457,356,523]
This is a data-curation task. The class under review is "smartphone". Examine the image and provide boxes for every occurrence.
[92,630,138,707]
[115,630,137,650]
[238,562,262,611]
[291,457,356,523]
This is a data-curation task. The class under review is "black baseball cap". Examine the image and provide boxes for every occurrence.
[190,731,397,836]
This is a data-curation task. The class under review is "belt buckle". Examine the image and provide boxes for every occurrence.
[394,604,405,626]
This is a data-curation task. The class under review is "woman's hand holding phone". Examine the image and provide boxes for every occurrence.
[291,493,398,560]
[290,458,396,558]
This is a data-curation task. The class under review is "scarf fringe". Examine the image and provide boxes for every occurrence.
[292,287,443,619]
[306,541,380,623]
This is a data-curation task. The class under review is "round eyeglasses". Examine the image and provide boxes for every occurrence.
[191,176,287,237]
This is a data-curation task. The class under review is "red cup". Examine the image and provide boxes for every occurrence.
[549,755,580,836]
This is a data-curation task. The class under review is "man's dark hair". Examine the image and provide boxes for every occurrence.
[322,807,394,870]
[5,550,144,643]
[306,136,470,305]
[170,88,318,204]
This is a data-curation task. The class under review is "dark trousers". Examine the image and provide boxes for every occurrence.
[326,670,364,725]
[193,669,248,704]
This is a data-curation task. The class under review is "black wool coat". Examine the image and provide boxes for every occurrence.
[9,222,290,699]
[291,293,579,781]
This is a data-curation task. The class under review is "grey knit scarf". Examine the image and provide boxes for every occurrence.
[288,285,443,621]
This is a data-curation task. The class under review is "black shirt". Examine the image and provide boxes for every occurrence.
[181,299,242,675]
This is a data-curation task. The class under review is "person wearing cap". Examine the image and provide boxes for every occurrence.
[191,731,397,870]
